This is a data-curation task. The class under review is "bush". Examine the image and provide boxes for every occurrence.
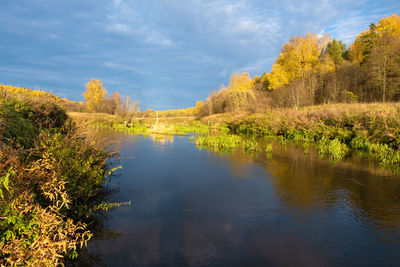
[0,95,112,265]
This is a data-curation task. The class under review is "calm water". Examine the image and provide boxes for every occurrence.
[81,132,400,266]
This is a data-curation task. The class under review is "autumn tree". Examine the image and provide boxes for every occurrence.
[194,100,205,117]
[82,79,107,112]
[228,73,253,91]
[267,33,322,90]
[366,32,400,101]
[117,95,140,119]
[104,91,122,114]
[349,14,400,101]
[350,15,400,65]
[376,14,400,37]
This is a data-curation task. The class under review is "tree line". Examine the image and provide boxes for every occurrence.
[196,14,400,116]
[82,79,140,118]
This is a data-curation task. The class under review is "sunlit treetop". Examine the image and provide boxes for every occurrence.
[228,72,253,91]
[266,33,331,90]
[350,14,400,64]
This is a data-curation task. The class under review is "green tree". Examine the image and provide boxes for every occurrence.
[82,79,107,112]
[350,23,378,64]
[325,39,347,65]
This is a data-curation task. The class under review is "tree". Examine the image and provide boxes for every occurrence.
[349,23,378,64]
[267,33,321,89]
[228,73,253,91]
[376,14,400,37]
[82,79,107,112]
[325,39,347,65]
[366,33,400,102]
[194,101,205,117]
[118,95,140,119]
[104,91,122,114]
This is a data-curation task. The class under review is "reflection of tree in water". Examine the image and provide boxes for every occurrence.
[258,144,400,243]
[149,134,174,144]
[195,139,400,244]
[195,143,260,179]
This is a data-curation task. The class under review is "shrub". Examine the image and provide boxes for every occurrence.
[0,95,113,265]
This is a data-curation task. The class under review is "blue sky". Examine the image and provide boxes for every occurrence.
[1,0,399,110]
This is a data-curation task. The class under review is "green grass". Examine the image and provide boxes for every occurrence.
[242,139,263,151]
[317,137,349,161]
[173,123,210,134]
[195,135,241,149]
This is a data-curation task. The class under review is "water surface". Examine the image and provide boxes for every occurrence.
[84,132,400,266]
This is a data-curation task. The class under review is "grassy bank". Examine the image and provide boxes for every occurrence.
[69,112,211,135]
[0,96,116,265]
[201,103,400,171]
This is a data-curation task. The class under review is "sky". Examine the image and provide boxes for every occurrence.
[0,0,399,110]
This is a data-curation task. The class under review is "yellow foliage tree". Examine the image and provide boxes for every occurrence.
[350,14,400,64]
[376,14,400,37]
[267,33,321,89]
[82,79,107,112]
[228,72,253,91]
[194,100,205,116]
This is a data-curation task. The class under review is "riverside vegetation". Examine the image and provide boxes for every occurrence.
[0,89,119,265]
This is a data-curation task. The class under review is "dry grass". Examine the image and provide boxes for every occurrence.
[203,102,400,127]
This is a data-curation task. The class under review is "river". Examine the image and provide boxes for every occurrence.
[80,131,400,266]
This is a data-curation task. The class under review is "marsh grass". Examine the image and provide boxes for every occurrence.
[242,139,263,151]
[265,143,273,154]
[195,135,241,149]
[317,137,349,161]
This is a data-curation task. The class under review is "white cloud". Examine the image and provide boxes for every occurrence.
[327,13,383,44]
[106,23,130,34]
[144,30,175,47]
[103,61,151,75]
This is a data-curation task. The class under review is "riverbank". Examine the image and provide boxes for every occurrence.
[70,102,400,172]
[0,95,116,265]
[202,103,400,171]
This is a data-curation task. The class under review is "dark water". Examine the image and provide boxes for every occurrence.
[83,132,400,266]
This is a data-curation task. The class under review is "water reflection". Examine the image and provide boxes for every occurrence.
[85,133,400,266]
[197,139,400,247]
[147,134,175,144]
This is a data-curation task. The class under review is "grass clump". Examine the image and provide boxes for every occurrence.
[265,143,273,153]
[113,121,148,134]
[317,137,349,161]
[242,139,262,151]
[195,135,241,149]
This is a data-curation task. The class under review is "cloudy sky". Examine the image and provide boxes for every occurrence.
[1,0,399,110]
